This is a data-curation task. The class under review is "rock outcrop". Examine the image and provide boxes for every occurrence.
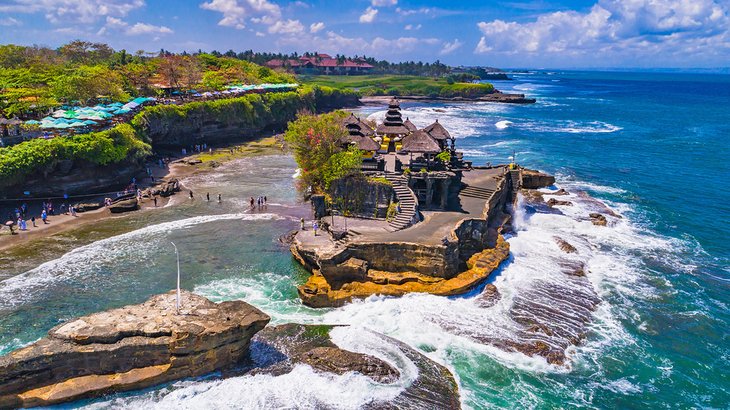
[0,291,270,409]
[547,198,573,207]
[108,198,138,213]
[521,169,556,189]
[475,284,501,308]
[589,212,608,226]
[553,236,578,253]
[297,235,510,308]
[248,324,461,409]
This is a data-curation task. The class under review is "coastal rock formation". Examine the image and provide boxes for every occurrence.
[589,213,608,226]
[0,291,270,409]
[521,169,556,189]
[554,236,578,253]
[248,324,461,409]
[151,178,181,197]
[297,235,510,308]
[108,198,138,213]
[547,198,573,207]
[74,201,103,213]
[475,284,501,308]
[554,188,569,196]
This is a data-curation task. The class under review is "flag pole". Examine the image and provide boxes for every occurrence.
[171,241,180,314]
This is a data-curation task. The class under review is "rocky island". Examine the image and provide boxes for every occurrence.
[0,291,270,408]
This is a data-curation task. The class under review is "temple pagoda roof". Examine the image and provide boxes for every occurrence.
[404,117,417,132]
[423,119,452,140]
[400,130,440,153]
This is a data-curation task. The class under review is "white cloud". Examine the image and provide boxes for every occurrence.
[310,22,325,33]
[200,0,281,30]
[127,22,173,35]
[268,18,304,34]
[0,17,21,26]
[255,31,265,37]
[359,7,378,23]
[404,24,421,30]
[372,0,397,6]
[395,7,434,16]
[97,15,172,36]
[0,0,145,24]
[440,39,463,55]
[277,31,442,57]
[475,0,730,64]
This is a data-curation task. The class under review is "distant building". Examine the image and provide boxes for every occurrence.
[266,53,374,75]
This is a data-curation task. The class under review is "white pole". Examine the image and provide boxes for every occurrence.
[171,241,180,314]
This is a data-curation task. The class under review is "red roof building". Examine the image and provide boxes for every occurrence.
[266,53,373,75]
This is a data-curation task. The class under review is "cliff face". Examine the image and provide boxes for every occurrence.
[0,291,270,409]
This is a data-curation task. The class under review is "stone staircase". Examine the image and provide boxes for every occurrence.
[333,229,362,248]
[509,169,521,189]
[385,174,418,231]
[460,185,496,200]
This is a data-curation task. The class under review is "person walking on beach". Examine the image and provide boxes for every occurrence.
[206,192,210,202]
[300,218,305,231]
[189,190,194,200]
[313,221,319,236]
[70,206,76,217]
[31,216,36,227]
[250,197,254,208]
[41,209,48,224]
[217,193,222,203]
[153,196,158,207]
[264,195,267,205]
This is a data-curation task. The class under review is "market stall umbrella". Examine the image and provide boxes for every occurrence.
[25,120,41,125]
[82,120,97,125]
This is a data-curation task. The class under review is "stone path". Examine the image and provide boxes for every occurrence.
[360,167,505,246]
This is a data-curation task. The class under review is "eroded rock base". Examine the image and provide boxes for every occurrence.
[298,235,510,307]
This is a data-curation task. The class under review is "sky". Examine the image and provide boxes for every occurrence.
[0,0,729,68]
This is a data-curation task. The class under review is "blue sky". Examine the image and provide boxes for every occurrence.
[0,0,728,68]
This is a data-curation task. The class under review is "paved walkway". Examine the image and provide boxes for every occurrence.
[360,167,505,246]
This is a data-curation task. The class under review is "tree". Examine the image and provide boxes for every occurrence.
[284,111,355,193]
[49,65,128,103]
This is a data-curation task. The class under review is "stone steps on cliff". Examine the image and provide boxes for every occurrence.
[383,173,419,232]
[460,185,496,200]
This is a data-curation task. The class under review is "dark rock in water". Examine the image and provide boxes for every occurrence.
[553,236,578,253]
[74,202,103,213]
[108,198,138,213]
[589,212,608,226]
[153,179,180,197]
[547,198,573,207]
[559,260,586,277]
[475,284,501,308]
[249,324,461,409]
[577,191,623,219]
[278,230,298,245]
[553,188,569,196]
[0,291,270,409]
[297,347,400,384]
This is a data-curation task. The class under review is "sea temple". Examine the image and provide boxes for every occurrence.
[291,98,555,307]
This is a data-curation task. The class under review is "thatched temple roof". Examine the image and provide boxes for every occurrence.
[423,119,452,140]
[400,130,440,153]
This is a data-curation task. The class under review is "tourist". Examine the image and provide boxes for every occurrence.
[217,193,222,203]
[20,218,27,231]
[206,192,210,202]
[313,221,318,236]
[31,216,36,227]
[189,190,194,200]
[153,197,158,207]
[300,218,305,231]
[17,217,23,231]
[61,203,67,215]
[264,195,267,205]
[48,201,54,215]
[41,209,48,224]
[250,197,254,208]
[70,206,76,217]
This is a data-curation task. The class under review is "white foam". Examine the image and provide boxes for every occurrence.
[495,120,513,129]
[0,213,281,311]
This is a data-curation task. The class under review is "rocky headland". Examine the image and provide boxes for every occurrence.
[0,291,270,408]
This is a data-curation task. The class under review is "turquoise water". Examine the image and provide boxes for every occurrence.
[1,71,728,408]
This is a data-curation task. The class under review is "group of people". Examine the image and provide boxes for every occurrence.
[250,195,267,209]
[7,199,79,234]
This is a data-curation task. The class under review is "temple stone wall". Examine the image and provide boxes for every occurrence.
[328,176,394,219]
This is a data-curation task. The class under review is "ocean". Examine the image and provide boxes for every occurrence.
[0,71,728,409]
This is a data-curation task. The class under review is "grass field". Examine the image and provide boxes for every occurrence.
[298,75,495,98]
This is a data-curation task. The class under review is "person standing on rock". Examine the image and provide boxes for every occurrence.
[300,218,305,231]
[313,221,318,236]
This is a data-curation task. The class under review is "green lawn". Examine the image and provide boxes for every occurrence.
[298,75,494,98]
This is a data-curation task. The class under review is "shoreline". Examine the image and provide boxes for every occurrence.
[0,136,285,254]
[360,92,536,105]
